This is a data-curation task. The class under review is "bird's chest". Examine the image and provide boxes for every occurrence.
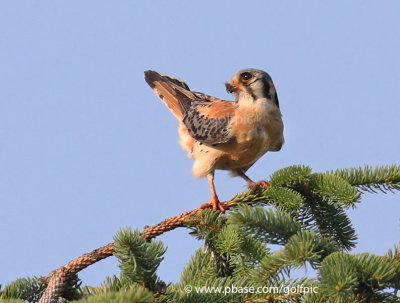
[214,104,281,167]
[230,104,276,146]
[195,100,283,171]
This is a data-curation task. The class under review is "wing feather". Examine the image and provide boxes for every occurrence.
[144,70,193,119]
[183,100,236,145]
[145,70,237,146]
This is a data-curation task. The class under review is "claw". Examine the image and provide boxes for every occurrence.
[237,171,270,190]
[200,196,226,213]
[248,180,270,190]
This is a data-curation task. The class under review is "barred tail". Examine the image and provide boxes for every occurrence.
[144,70,193,120]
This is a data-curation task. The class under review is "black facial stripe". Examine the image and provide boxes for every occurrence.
[260,77,272,99]
[245,85,257,101]
[274,93,280,108]
[253,77,279,107]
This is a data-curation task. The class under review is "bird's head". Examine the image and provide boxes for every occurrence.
[225,68,279,107]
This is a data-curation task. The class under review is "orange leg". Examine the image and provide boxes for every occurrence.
[238,171,270,190]
[200,173,226,212]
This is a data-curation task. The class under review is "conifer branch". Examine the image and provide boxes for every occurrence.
[39,188,276,303]
[332,164,400,193]
[31,164,400,303]
[38,204,236,303]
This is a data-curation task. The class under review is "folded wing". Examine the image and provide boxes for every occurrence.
[183,99,236,145]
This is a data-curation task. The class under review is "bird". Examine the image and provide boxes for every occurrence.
[144,68,284,212]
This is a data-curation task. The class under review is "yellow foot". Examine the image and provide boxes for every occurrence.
[200,197,226,213]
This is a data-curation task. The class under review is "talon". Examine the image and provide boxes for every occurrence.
[237,171,270,190]
[217,201,226,212]
[249,180,270,190]
[200,197,226,213]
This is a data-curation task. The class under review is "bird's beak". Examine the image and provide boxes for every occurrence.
[225,81,239,94]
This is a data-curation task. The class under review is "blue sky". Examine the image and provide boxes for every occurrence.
[1,1,400,287]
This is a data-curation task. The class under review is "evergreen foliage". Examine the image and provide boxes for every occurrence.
[0,277,45,302]
[333,164,400,193]
[0,275,81,303]
[75,284,153,303]
[3,164,400,302]
[113,227,166,290]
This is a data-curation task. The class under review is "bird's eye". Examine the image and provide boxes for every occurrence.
[240,72,253,82]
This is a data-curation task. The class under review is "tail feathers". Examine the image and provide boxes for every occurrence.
[144,70,193,120]
[161,73,191,91]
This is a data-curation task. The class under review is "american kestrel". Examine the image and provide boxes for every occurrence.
[144,69,284,212]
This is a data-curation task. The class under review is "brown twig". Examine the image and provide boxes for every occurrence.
[38,201,236,303]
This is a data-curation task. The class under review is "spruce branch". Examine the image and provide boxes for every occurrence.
[246,278,315,303]
[309,173,361,208]
[186,209,226,242]
[262,186,304,212]
[179,248,219,286]
[72,284,153,303]
[113,228,166,289]
[356,253,396,288]
[316,252,360,301]
[252,230,336,283]
[215,226,244,257]
[37,185,278,302]
[386,242,400,293]
[230,236,270,278]
[298,194,357,250]
[332,164,400,193]
[228,205,302,245]
[38,207,206,303]
[34,164,400,302]
[37,196,248,303]
[269,165,313,187]
[82,275,131,295]
[312,250,400,302]
[0,277,46,302]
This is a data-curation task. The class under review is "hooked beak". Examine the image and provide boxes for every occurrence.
[225,82,238,93]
